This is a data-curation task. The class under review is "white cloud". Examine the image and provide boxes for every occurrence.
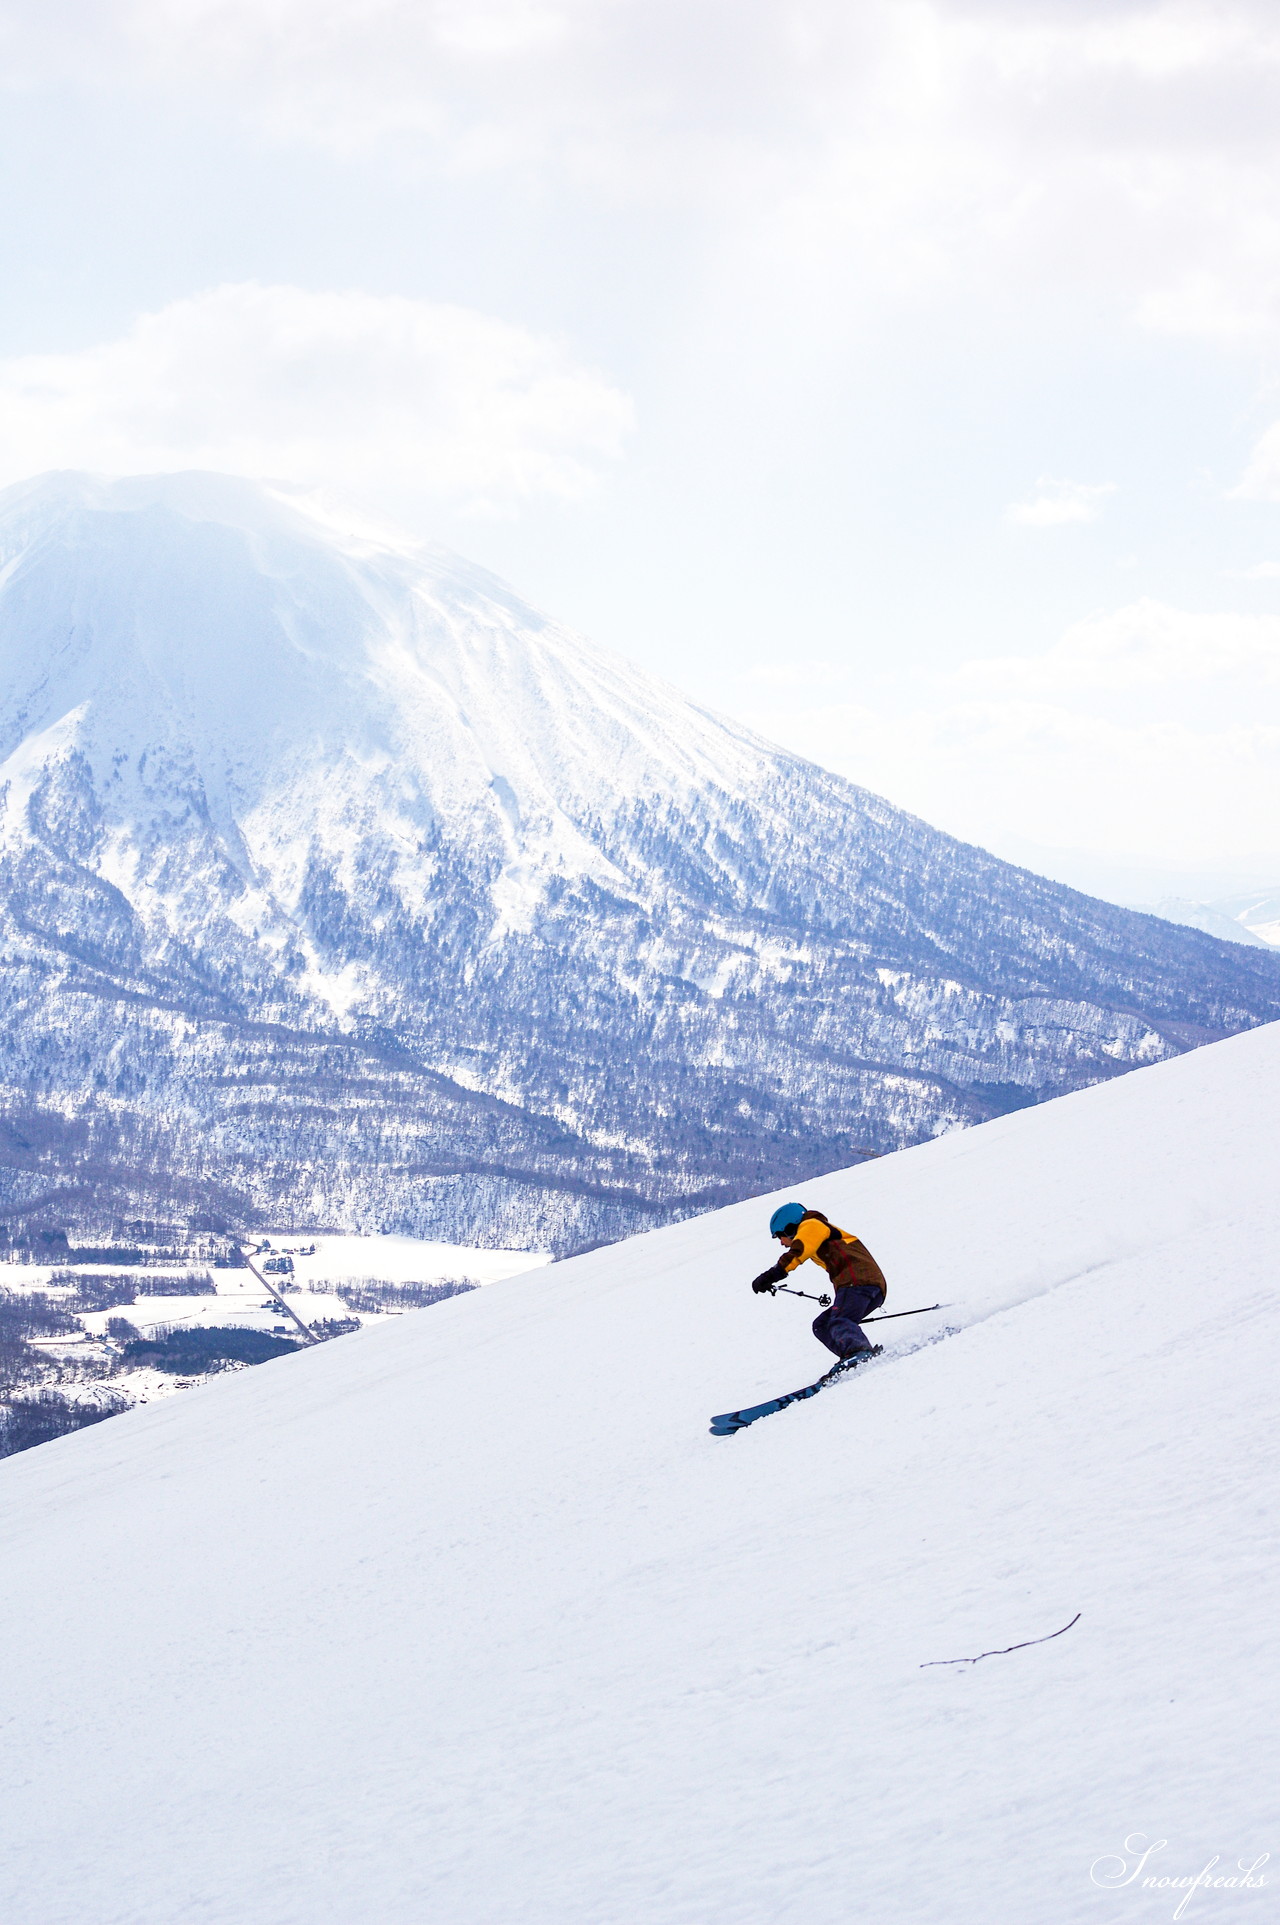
[1231,415,1280,501]
[1005,478,1116,527]
[958,598,1280,695]
[760,695,1280,872]
[12,2,1280,347]
[732,596,1280,872]
[0,283,632,512]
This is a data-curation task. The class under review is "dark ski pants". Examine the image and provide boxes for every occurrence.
[813,1283,885,1359]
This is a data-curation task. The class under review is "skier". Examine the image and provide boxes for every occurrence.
[751,1202,887,1360]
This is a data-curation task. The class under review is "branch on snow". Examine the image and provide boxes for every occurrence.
[920,1612,1081,1669]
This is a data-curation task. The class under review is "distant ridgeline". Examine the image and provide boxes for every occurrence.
[0,471,1277,1255]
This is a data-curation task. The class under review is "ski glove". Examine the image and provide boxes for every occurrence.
[751,1263,787,1293]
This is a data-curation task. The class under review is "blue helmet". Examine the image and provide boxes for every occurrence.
[769,1201,806,1238]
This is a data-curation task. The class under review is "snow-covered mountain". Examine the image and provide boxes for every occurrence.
[1,1019,1275,1923]
[1,469,1278,1250]
[1220,886,1280,945]
[1129,893,1280,948]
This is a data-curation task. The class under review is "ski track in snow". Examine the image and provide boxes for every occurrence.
[0,1024,1276,1923]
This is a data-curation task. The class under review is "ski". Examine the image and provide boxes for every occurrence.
[710,1346,883,1436]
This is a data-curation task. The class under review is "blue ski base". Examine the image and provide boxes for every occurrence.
[710,1346,883,1436]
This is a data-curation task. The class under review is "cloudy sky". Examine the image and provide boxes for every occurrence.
[3,0,1280,900]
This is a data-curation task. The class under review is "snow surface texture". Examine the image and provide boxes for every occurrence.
[1,469,1278,1251]
[1,1022,1275,1925]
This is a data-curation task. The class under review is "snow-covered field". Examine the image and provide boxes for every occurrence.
[59,1234,544,1342]
[1,1234,547,1439]
[259,1231,548,1289]
[2,1232,541,1302]
[0,1024,1275,1924]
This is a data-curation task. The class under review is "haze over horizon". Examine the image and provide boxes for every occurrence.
[2,1,1279,900]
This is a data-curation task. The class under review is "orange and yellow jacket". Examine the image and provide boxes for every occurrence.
[777,1210,887,1299]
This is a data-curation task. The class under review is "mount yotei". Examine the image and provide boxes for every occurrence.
[0,470,1277,1252]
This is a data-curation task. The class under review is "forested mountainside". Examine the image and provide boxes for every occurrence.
[1,470,1277,1251]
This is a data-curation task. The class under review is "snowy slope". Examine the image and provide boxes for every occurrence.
[1129,896,1276,948]
[1,469,1278,1251]
[1211,887,1280,948]
[0,1021,1275,1925]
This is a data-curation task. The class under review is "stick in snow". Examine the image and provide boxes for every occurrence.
[919,1612,1081,1668]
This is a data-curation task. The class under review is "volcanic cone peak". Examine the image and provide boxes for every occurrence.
[0,470,1276,1250]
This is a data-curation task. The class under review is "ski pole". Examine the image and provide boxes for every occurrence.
[864,1303,945,1322]
[772,1287,945,1320]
